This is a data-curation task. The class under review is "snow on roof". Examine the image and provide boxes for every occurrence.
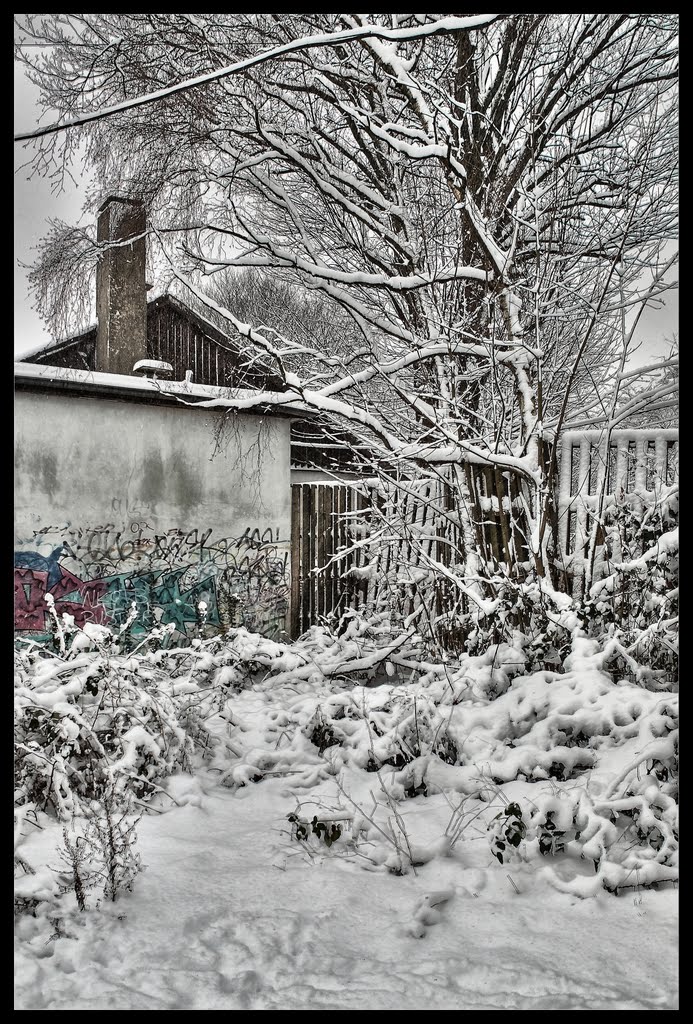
[14,361,314,418]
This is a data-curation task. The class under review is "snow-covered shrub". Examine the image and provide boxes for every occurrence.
[304,706,341,754]
[14,641,199,818]
[586,496,678,688]
[287,811,343,848]
[205,628,678,893]
[53,822,98,911]
[436,532,677,689]
[81,791,143,904]
[15,613,679,901]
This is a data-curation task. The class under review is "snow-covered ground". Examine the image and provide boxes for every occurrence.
[14,779,678,1010]
[14,627,678,1010]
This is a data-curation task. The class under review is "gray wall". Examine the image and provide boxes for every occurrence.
[15,390,292,642]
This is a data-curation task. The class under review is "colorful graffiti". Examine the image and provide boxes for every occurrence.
[14,525,290,643]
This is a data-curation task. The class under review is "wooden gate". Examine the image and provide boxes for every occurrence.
[290,482,372,638]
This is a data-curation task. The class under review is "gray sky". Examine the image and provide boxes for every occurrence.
[14,64,87,356]
[14,58,678,364]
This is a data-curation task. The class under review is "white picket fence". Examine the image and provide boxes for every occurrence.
[556,428,679,597]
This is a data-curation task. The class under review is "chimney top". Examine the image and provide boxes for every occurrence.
[97,195,145,213]
[133,359,173,379]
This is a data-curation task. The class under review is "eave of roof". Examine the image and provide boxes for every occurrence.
[17,326,96,363]
[14,361,317,421]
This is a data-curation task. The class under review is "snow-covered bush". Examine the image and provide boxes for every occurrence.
[14,639,202,818]
[586,494,678,688]
[206,628,678,893]
[15,615,678,903]
[53,792,143,907]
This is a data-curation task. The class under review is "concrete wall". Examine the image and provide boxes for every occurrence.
[15,389,292,643]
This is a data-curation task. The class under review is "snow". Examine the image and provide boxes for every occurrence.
[15,628,678,1010]
[14,784,677,1010]
[13,360,304,412]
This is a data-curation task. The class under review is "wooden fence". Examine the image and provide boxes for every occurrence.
[556,428,679,597]
[290,428,678,635]
[290,470,503,639]
[290,482,371,637]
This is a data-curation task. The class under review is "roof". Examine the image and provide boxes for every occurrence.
[18,325,97,364]
[15,292,376,474]
[14,361,315,421]
[19,293,253,365]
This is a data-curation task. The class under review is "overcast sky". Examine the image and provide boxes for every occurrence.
[14,64,88,357]
[14,56,678,364]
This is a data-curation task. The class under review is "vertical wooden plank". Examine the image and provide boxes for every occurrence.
[309,483,318,626]
[317,486,327,620]
[625,441,636,491]
[556,440,573,559]
[368,487,377,610]
[572,439,592,598]
[607,443,618,496]
[398,486,409,619]
[666,440,678,486]
[632,439,645,520]
[464,463,485,562]
[615,439,627,496]
[482,467,501,567]
[436,476,452,623]
[347,486,356,609]
[146,307,154,360]
[379,484,392,589]
[508,475,527,567]
[645,440,657,491]
[331,485,339,617]
[493,467,513,569]
[323,486,335,620]
[301,484,311,633]
[654,436,667,490]
[588,441,599,494]
[358,490,369,608]
[331,486,342,619]
[290,485,301,639]
[633,438,647,491]
[337,486,346,617]
[415,480,433,619]
[350,486,361,612]
[165,305,172,376]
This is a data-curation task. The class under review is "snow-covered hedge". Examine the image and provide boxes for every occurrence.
[15,619,678,902]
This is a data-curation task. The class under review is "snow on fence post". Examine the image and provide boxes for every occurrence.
[633,437,647,517]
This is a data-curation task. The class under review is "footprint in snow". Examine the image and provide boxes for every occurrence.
[406,889,455,939]
[194,908,323,1007]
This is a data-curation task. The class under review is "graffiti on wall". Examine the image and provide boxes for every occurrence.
[14,523,290,643]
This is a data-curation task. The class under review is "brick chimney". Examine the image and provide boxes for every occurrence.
[95,196,147,375]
